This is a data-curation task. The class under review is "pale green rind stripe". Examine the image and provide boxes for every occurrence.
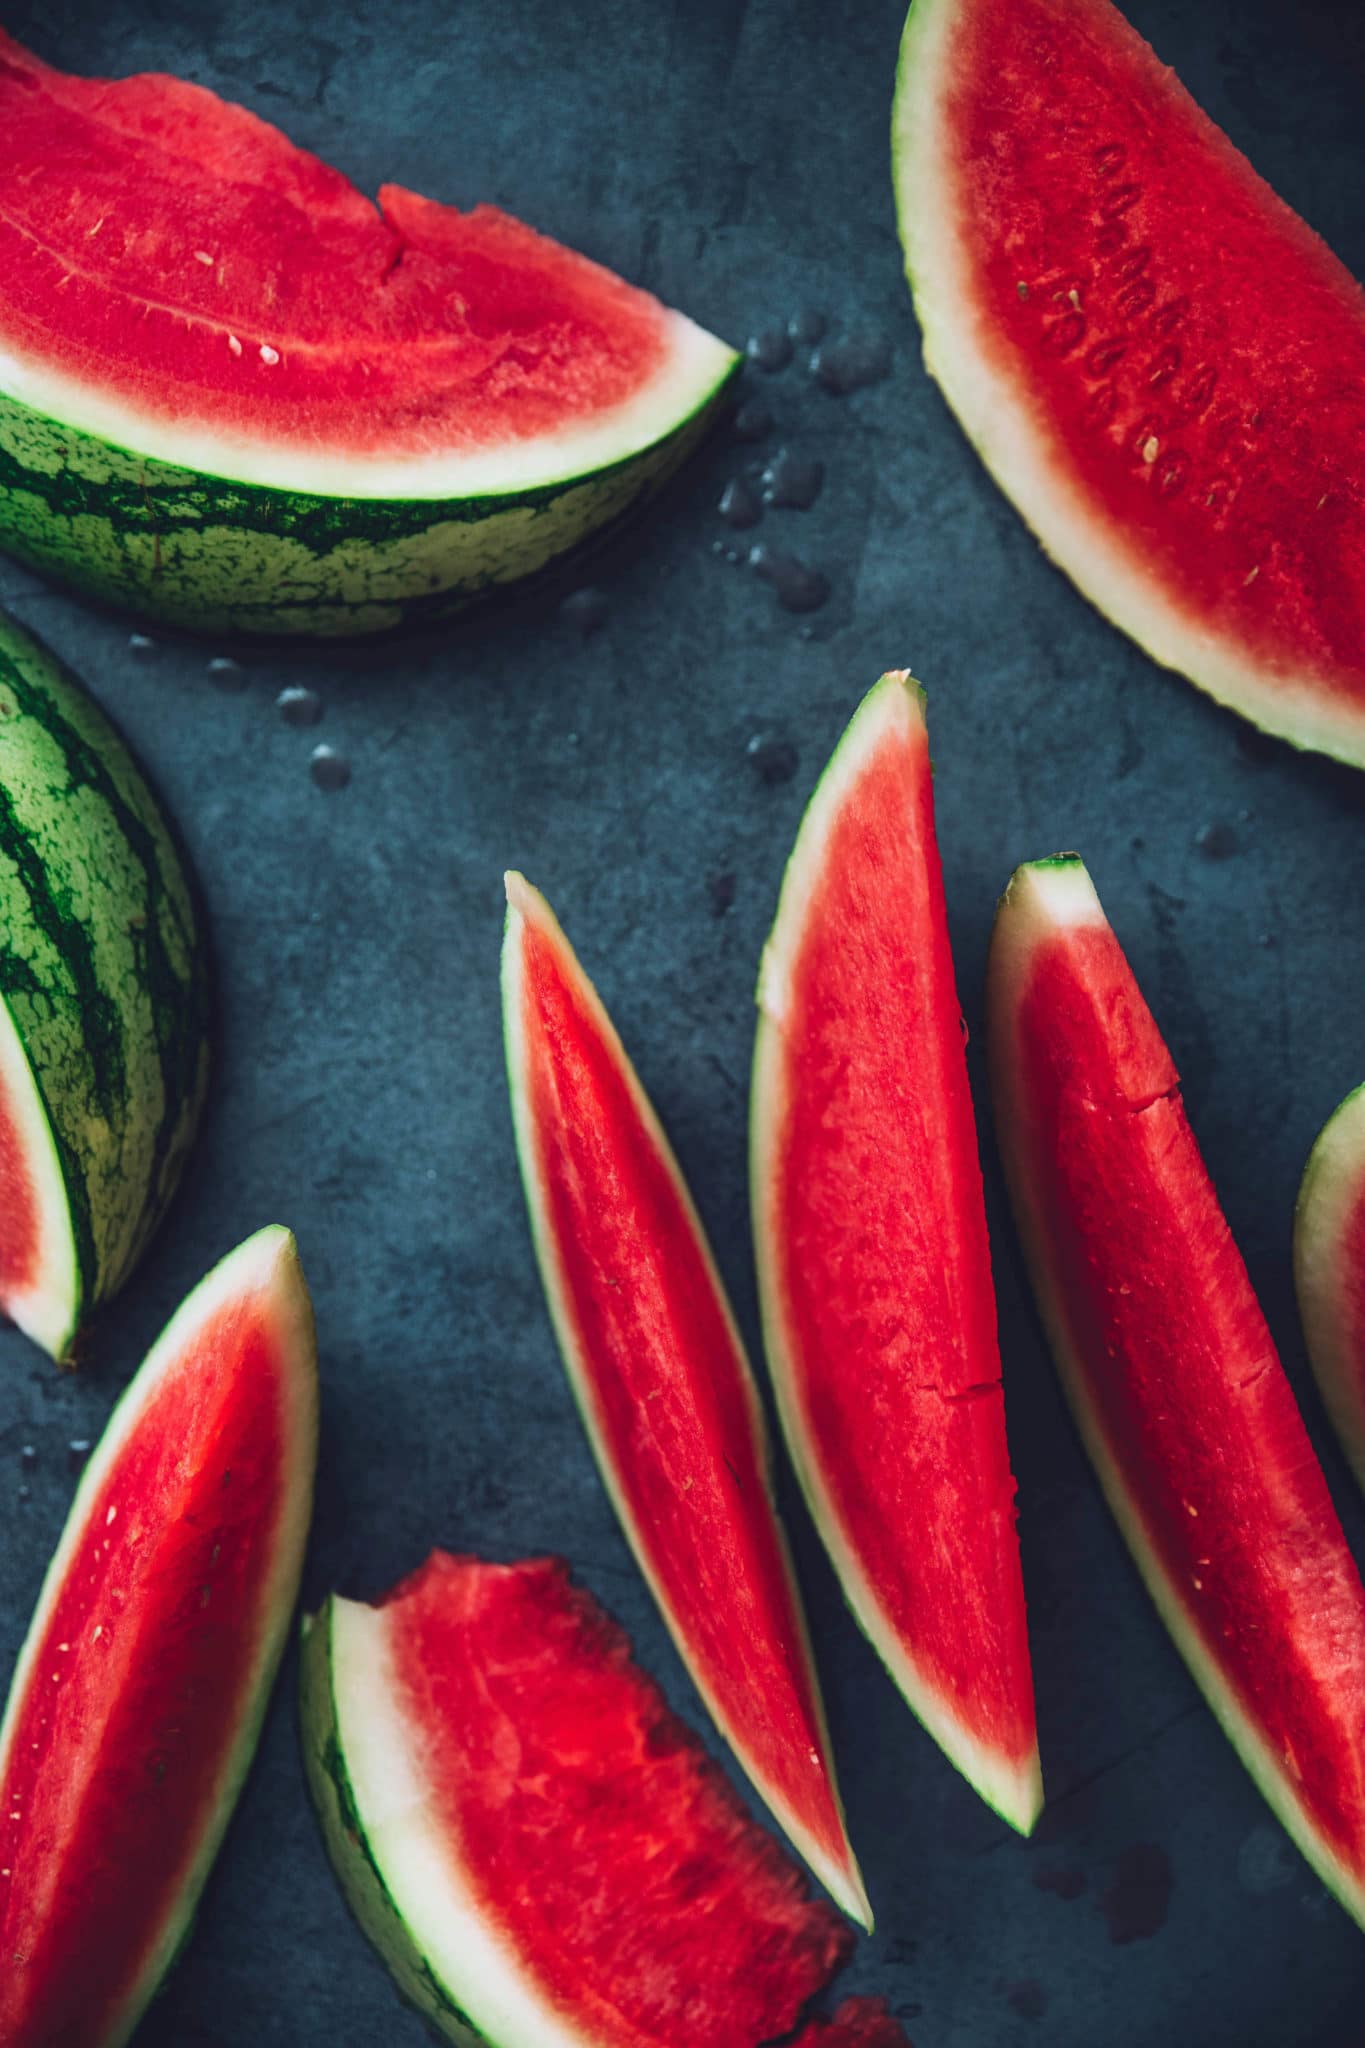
[1295,1082,1365,1494]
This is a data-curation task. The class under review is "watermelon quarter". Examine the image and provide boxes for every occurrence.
[893,0,1365,767]
[0,611,210,1361]
[0,33,738,637]
[0,1226,318,2048]
[502,875,869,1928]
[1295,1083,1365,1493]
[988,857,1365,1927]
[301,1553,878,2048]
[750,675,1040,1832]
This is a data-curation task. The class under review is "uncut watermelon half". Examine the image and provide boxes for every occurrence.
[0,33,738,637]
[893,0,1365,767]
[750,674,1040,1832]
[988,857,1365,1927]
[502,876,869,1928]
[0,1226,318,2048]
[302,1553,910,2048]
[0,610,210,1361]
[1295,1083,1365,1494]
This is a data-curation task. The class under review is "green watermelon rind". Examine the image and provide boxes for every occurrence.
[0,1225,319,2048]
[891,0,1365,772]
[749,672,1043,1839]
[1295,1081,1365,1495]
[987,857,1365,1934]
[499,873,871,1931]
[0,328,739,637]
[0,613,211,1358]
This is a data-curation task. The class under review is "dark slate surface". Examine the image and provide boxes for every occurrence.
[3,1,1365,2042]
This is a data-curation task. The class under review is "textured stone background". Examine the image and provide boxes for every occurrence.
[2,2,1365,2041]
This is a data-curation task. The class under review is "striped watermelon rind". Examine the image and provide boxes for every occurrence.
[0,612,210,1358]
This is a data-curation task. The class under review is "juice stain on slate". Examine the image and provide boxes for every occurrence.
[1101,1843,1172,1943]
[1033,1865,1086,1901]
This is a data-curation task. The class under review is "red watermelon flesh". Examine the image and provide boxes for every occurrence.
[894,0,1365,766]
[791,1999,914,2046]
[317,1552,853,2047]
[502,876,868,1928]
[0,1046,44,1312]
[0,1227,317,2047]
[988,858,1365,1924]
[0,30,678,457]
[751,676,1039,1831]
[1295,1083,1365,1496]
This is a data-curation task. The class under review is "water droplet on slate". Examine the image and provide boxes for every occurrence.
[17,1484,30,1504]
[277,686,323,729]
[748,544,829,614]
[127,633,156,653]
[559,588,608,635]
[1194,820,1238,860]
[206,656,246,693]
[760,448,824,510]
[718,479,762,529]
[746,734,799,785]
[724,546,743,566]
[310,745,352,792]
[788,308,827,345]
[733,399,774,442]
[20,1444,36,1470]
[811,333,892,394]
[708,871,737,916]
[566,731,580,748]
[1257,930,1276,948]
[746,328,793,373]
[66,1439,91,1474]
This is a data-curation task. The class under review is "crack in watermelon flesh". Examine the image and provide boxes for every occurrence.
[751,677,1039,1829]
[0,1230,316,2046]
[0,31,679,459]
[896,0,1365,761]
[989,860,1365,1919]
[503,878,867,1927]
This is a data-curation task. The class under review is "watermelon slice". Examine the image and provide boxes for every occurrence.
[0,610,210,1361]
[0,33,737,636]
[1295,1083,1365,1491]
[301,1552,862,2048]
[893,0,1365,767]
[502,876,869,1928]
[987,857,1365,1927]
[750,674,1040,1831]
[0,1225,318,2047]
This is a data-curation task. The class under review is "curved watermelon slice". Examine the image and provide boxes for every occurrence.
[1295,1083,1365,1491]
[750,674,1040,1832]
[988,857,1365,1927]
[502,876,869,1928]
[0,33,737,636]
[893,0,1365,767]
[0,1226,318,2047]
[301,1552,865,2048]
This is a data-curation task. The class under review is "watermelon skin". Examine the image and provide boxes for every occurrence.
[1295,1083,1365,1492]
[0,612,210,1359]
[893,0,1365,768]
[0,1226,318,2048]
[750,674,1041,1833]
[988,857,1365,1929]
[501,875,870,1930]
[300,1554,855,2048]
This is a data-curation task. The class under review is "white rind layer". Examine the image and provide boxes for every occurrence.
[0,310,737,501]
[0,989,81,1358]
[1296,1082,1365,1493]
[892,0,1365,769]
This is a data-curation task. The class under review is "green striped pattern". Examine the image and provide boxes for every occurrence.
[0,368,737,637]
[0,612,210,1354]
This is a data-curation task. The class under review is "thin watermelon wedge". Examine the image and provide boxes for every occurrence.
[750,674,1040,1832]
[0,611,210,1361]
[987,857,1365,1927]
[0,33,737,636]
[301,1552,864,2048]
[502,875,870,1929]
[893,0,1365,767]
[0,1225,318,2047]
[1295,1083,1365,1492]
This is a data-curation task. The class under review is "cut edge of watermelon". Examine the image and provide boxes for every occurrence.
[1295,1081,1365,1492]
[500,872,871,1932]
[0,311,738,504]
[988,859,1365,1931]
[751,673,1043,1838]
[302,1588,600,2048]
[890,0,1365,772]
[0,1224,319,2041]
[0,988,81,1360]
